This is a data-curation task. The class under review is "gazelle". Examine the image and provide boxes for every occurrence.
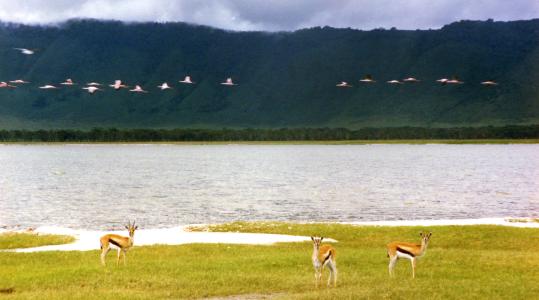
[100,221,138,266]
[387,232,432,278]
[311,236,337,287]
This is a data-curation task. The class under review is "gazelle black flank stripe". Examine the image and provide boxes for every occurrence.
[396,246,415,257]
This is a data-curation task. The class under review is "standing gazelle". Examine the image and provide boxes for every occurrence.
[100,221,138,266]
[387,232,432,278]
[311,236,337,287]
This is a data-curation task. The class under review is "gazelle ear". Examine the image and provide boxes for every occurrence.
[134,226,138,230]
[428,232,432,237]
[419,232,424,237]
[320,237,324,242]
[311,236,314,242]
[125,225,129,230]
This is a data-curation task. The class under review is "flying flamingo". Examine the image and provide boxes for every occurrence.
[179,76,194,84]
[436,78,449,84]
[336,81,352,87]
[9,79,29,84]
[82,86,102,94]
[14,48,36,55]
[221,78,237,86]
[359,75,376,83]
[39,85,58,89]
[60,78,76,85]
[109,80,129,90]
[129,85,148,93]
[157,82,172,90]
[481,80,498,86]
[446,77,463,84]
[387,80,403,84]
[403,77,420,83]
[0,82,16,88]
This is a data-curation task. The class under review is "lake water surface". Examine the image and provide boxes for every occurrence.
[0,144,537,229]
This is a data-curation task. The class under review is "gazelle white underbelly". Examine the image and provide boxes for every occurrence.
[396,251,414,260]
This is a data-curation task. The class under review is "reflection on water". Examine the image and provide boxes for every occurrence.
[0,144,538,229]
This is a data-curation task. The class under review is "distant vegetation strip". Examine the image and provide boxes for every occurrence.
[0,125,538,142]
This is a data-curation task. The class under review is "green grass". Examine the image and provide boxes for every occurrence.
[1,223,538,299]
[0,232,75,250]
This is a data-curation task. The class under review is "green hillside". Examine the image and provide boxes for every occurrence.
[0,19,538,129]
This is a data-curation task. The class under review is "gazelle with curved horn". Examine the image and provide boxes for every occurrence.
[311,236,337,287]
[100,221,138,266]
[387,232,432,278]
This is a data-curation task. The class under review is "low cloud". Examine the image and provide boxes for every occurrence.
[0,0,537,31]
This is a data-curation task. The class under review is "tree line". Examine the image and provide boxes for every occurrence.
[0,125,537,142]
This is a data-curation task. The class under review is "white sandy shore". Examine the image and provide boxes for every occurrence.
[5,226,319,253]
[2,218,537,253]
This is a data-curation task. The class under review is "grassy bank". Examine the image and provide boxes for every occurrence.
[0,223,538,299]
[0,232,74,250]
[2,139,539,145]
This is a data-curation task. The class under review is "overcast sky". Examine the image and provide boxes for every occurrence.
[0,0,538,31]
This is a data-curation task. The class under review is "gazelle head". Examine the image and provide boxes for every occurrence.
[125,221,138,237]
[420,232,432,246]
[311,236,324,249]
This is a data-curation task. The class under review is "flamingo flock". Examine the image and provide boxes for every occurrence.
[0,75,501,93]
[3,46,501,93]
[0,76,239,93]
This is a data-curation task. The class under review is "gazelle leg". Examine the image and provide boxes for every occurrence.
[332,261,338,287]
[388,256,397,277]
[116,248,121,266]
[315,269,321,288]
[123,250,127,266]
[100,247,110,266]
[411,258,416,279]
[326,260,337,287]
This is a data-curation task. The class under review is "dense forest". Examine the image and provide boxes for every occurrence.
[0,125,537,142]
[0,19,538,129]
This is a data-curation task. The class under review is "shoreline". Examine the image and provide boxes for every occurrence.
[2,217,538,253]
[1,139,539,145]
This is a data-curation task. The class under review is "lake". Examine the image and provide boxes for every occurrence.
[0,144,537,229]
